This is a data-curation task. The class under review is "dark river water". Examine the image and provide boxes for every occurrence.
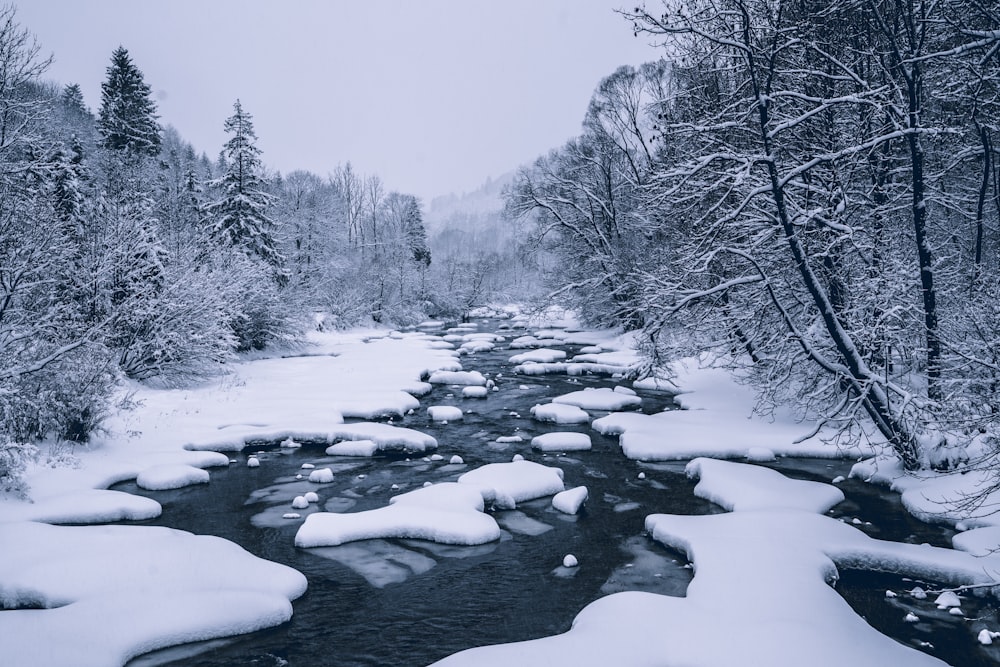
[113,318,1000,667]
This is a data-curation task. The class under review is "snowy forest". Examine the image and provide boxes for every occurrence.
[511,2,1000,474]
[5,2,1000,666]
[0,5,540,487]
[2,0,1000,490]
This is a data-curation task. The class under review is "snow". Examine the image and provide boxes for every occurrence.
[531,432,592,452]
[325,439,380,457]
[632,376,675,391]
[450,455,465,465]
[552,486,588,514]
[457,460,565,509]
[953,526,1000,557]
[303,491,319,504]
[686,458,845,513]
[934,591,961,609]
[0,522,306,667]
[552,387,642,411]
[459,340,495,355]
[0,490,161,525]
[462,386,488,398]
[308,468,334,484]
[530,403,590,424]
[427,370,487,386]
[508,348,568,364]
[428,405,464,422]
[294,482,500,548]
[591,360,876,461]
[509,335,545,349]
[496,435,523,444]
[291,496,309,509]
[434,461,990,667]
[136,464,211,491]
[513,362,568,376]
[562,554,579,568]
[246,456,260,468]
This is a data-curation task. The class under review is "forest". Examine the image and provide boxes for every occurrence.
[510,0,1000,475]
[0,5,540,493]
[2,0,1000,492]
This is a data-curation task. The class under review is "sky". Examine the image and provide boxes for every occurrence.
[16,1,664,204]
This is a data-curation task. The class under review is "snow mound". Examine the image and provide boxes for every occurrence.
[514,362,569,376]
[458,461,565,510]
[136,464,211,491]
[295,482,500,548]
[433,464,985,667]
[308,468,334,484]
[509,335,545,349]
[552,387,641,412]
[325,439,380,457]
[632,376,675,391]
[530,403,590,424]
[428,370,487,386]
[509,348,568,364]
[462,386,488,399]
[686,458,845,513]
[429,405,464,422]
[552,486,588,514]
[531,432,592,452]
[0,522,306,667]
[0,490,161,525]
[459,340,495,355]
[953,526,1000,557]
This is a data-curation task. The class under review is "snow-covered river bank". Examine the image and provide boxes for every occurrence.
[2,315,1000,666]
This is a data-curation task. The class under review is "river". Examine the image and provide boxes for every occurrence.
[114,318,999,667]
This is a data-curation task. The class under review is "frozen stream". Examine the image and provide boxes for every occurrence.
[114,319,999,667]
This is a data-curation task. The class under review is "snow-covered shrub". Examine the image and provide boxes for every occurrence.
[0,442,38,498]
[0,345,116,444]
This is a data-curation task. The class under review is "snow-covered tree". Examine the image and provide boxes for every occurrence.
[204,100,284,268]
[97,46,161,155]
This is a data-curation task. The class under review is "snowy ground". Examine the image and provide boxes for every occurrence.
[3,307,999,667]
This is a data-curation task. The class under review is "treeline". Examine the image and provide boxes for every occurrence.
[0,6,490,489]
[509,0,1000,469]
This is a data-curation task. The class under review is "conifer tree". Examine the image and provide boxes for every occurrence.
[61,83,88,117]
[97,46,161,155]
[205,99,284,267]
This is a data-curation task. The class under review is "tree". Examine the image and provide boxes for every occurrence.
[97,46,161,155]
[625,0,1000,469]
[61,83,88,117]
[204,100,284,268]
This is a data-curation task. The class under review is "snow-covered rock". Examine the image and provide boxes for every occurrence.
[531,432,592,452]
[295,482,500,548]
[136,464,210,491]
[552,486,588,515]
[552,387,641,412]
[458,461,564,510]
[308,468,334,484]
[428,370,487,386]
[429,405,464,422]
[462,386,488,399]
[530,403,590,424]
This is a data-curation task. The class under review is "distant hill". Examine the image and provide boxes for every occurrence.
[424,171,515,235]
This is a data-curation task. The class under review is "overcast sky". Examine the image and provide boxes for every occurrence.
[17,1,663,203]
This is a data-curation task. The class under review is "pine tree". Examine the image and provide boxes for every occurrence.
[61,83,89,117]
[402,196,431,266]
[204,100,284,267]
[97,46,161,155]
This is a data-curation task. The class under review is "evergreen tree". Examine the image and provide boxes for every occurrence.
[402,196,431,266]
[205,100,284,267]
[97,46,161,155]
[61,83,88,117]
